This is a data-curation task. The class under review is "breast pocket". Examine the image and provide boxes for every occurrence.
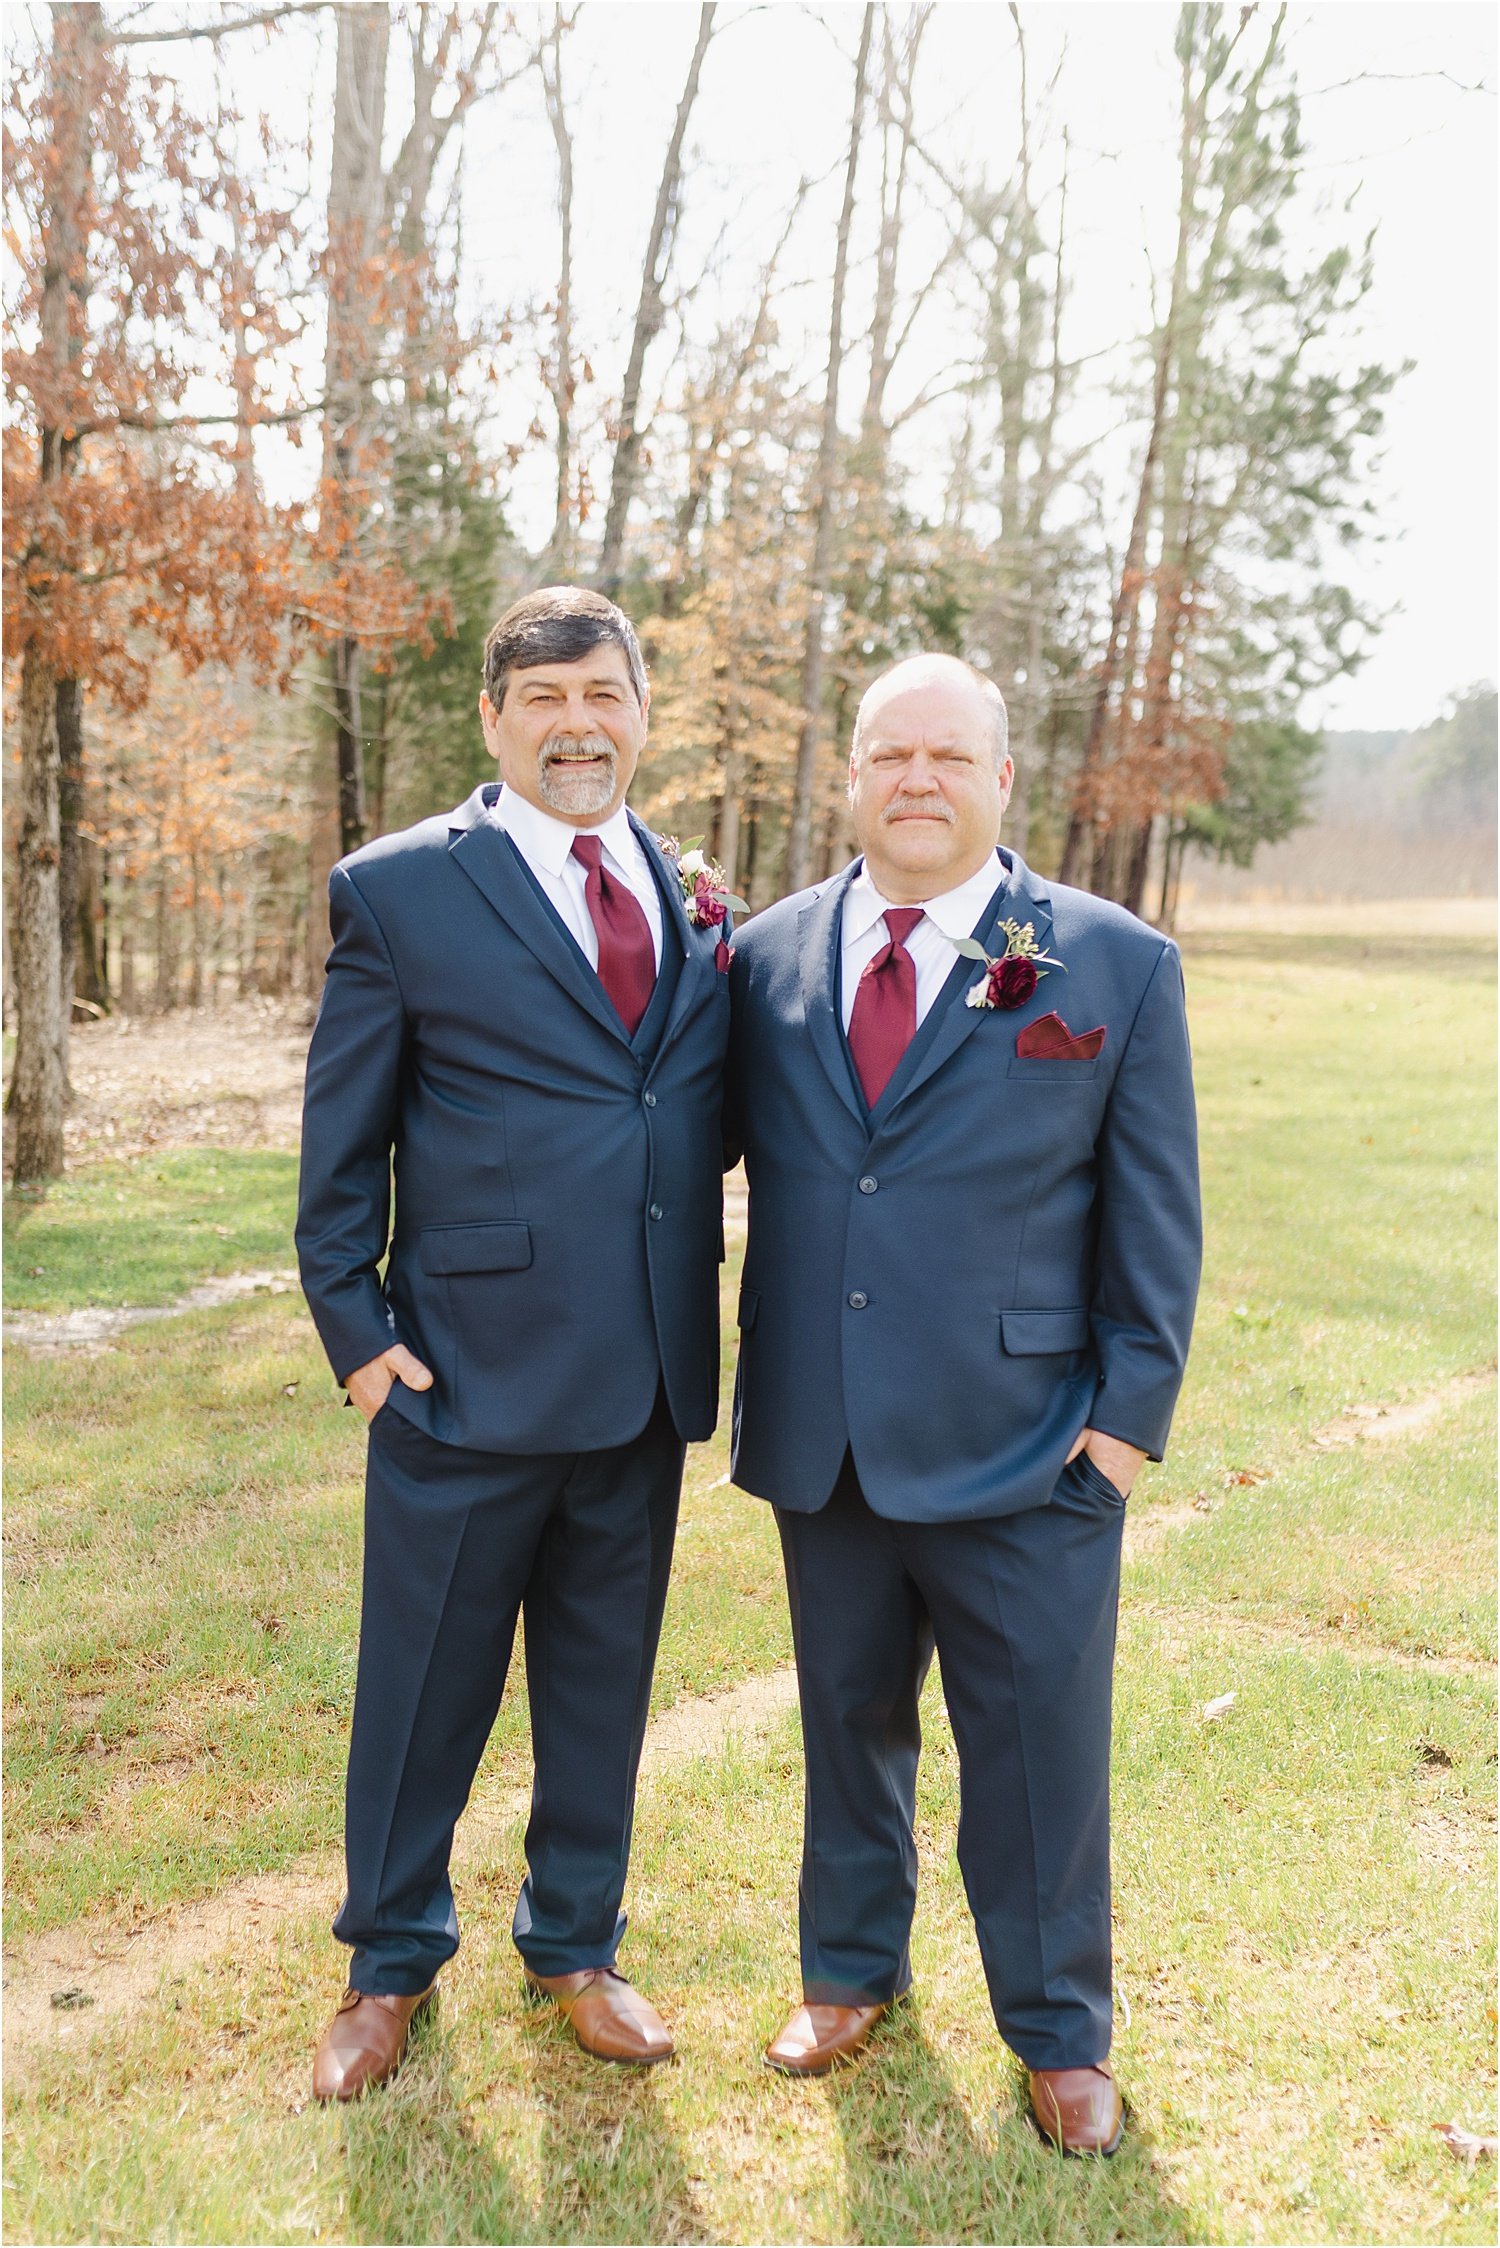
[1005,1059,1102,1084]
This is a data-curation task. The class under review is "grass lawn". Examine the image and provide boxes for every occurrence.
[5,1150,300,1311]
[3,918,1495,2245]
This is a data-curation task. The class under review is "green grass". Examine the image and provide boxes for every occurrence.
[3,922,1495,2244]
[5,1149,300,1310]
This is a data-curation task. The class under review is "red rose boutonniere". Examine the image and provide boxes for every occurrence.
[947,917,1065,1010]
[658,836,748,930]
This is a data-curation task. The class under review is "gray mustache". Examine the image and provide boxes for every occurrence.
[883,795,955,823]
[540,734,617,767]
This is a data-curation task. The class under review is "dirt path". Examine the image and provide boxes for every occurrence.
[1124,1362,1496,1558]
[2,1666,799,2069]
[4,1269,301,1354]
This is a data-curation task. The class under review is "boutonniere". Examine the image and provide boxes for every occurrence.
[658,836,747,930]
[947,917,1066,1011]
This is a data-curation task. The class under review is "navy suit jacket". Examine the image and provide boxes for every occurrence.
[726,848,1201,1520]
[297,784,729,1454]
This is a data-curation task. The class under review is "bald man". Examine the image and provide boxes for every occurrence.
[724,655,1200,2152]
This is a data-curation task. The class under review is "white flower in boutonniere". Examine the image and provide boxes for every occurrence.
[946,917,1066,1010]
[657,836,748,930]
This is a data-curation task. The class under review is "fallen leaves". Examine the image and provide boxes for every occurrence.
[1434,2121,1497,2164]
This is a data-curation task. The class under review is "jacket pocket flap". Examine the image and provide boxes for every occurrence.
[1000,1307,1090,1355]
[419,1222,533,1276]
[737,1285,759,1330]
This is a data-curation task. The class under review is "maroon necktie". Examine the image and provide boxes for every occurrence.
[571,834,656,1037]
[847,907,924,1109]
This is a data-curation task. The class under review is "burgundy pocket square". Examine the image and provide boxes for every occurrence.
[1015,1012,1106,1061]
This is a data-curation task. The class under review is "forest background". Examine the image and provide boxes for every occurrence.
[4,0,1496,1185]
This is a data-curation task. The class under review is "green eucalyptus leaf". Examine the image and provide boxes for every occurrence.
[949,937,993,962]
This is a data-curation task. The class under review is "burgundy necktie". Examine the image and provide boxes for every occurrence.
[847,907,924,1109]
[571,834,656,1037]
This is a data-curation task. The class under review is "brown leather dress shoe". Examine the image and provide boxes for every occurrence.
[524,1966,674,2064]
[312,1984,436,2103]
[1028,2063,1125,2155]
[764,2001,888,2076]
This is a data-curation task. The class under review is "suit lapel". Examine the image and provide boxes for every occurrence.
[447,787,628,1044]
[634,817,715,1058]
[798,866,866,1124]
[876,849,1057,1118]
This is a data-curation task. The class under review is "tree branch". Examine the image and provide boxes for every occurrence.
[113,5,320,45]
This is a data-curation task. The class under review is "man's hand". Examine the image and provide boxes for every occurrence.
[346,1344,434,1424]
[1066,1427,1147,1499]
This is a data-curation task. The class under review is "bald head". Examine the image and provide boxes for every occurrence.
[845,652,1016,905]
[852,654,1009,772]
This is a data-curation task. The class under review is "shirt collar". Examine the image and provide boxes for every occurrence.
[844,851,1008,944]
[492,784,638,879]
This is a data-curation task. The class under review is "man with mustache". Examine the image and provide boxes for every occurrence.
[726,654,1200,2153]
[297,587,730,2099]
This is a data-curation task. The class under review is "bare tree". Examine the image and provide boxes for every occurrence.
[539,7,579,576]
[784,3,875,896]
[595,2,717,597]
[321,3,391,864]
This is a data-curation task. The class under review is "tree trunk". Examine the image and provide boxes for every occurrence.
[1057,35,1200,891]
[154,852,178,1012]
[785,3,875,896]
[9,645,68,1181]
[75,830,108,1011]
[188,857,205,1007]
[8,3,100,1177]
[118,881,137,1013]
[540,8,576,578]
[595,3,716,597]
[55,672,85,1084]
[321,3,390,870]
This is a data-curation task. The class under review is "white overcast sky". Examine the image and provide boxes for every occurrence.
[41,0,1500,735]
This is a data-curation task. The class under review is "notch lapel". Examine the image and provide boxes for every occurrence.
[876,850,1058,1117]
[634,817,715,1056]
[798,866,865,1124]
[447,790,627,1044]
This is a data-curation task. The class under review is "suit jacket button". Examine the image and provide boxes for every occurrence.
[858,1175,878,1194]
[649,1203,664,1221]
[847,1290,868,1309]
[643,1090,657,1107]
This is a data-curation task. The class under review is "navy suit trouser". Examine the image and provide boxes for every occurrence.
[775,1449,1124,2071]
[334,1384,683,1995]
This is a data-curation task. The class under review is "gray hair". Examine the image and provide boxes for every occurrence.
[851,655,1010,770]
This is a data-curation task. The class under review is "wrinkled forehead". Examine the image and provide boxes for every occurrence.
[505,646,639,698]
[854,676,996,756]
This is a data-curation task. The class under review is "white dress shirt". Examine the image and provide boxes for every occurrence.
[839,854,1009,1033]
[488,784,664,971]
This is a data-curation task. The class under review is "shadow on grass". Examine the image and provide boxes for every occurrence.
[527,2024,717,2247]
[338,1999,532,2244]
[336,1993,714,2245]
[829,1998,1192,2248]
